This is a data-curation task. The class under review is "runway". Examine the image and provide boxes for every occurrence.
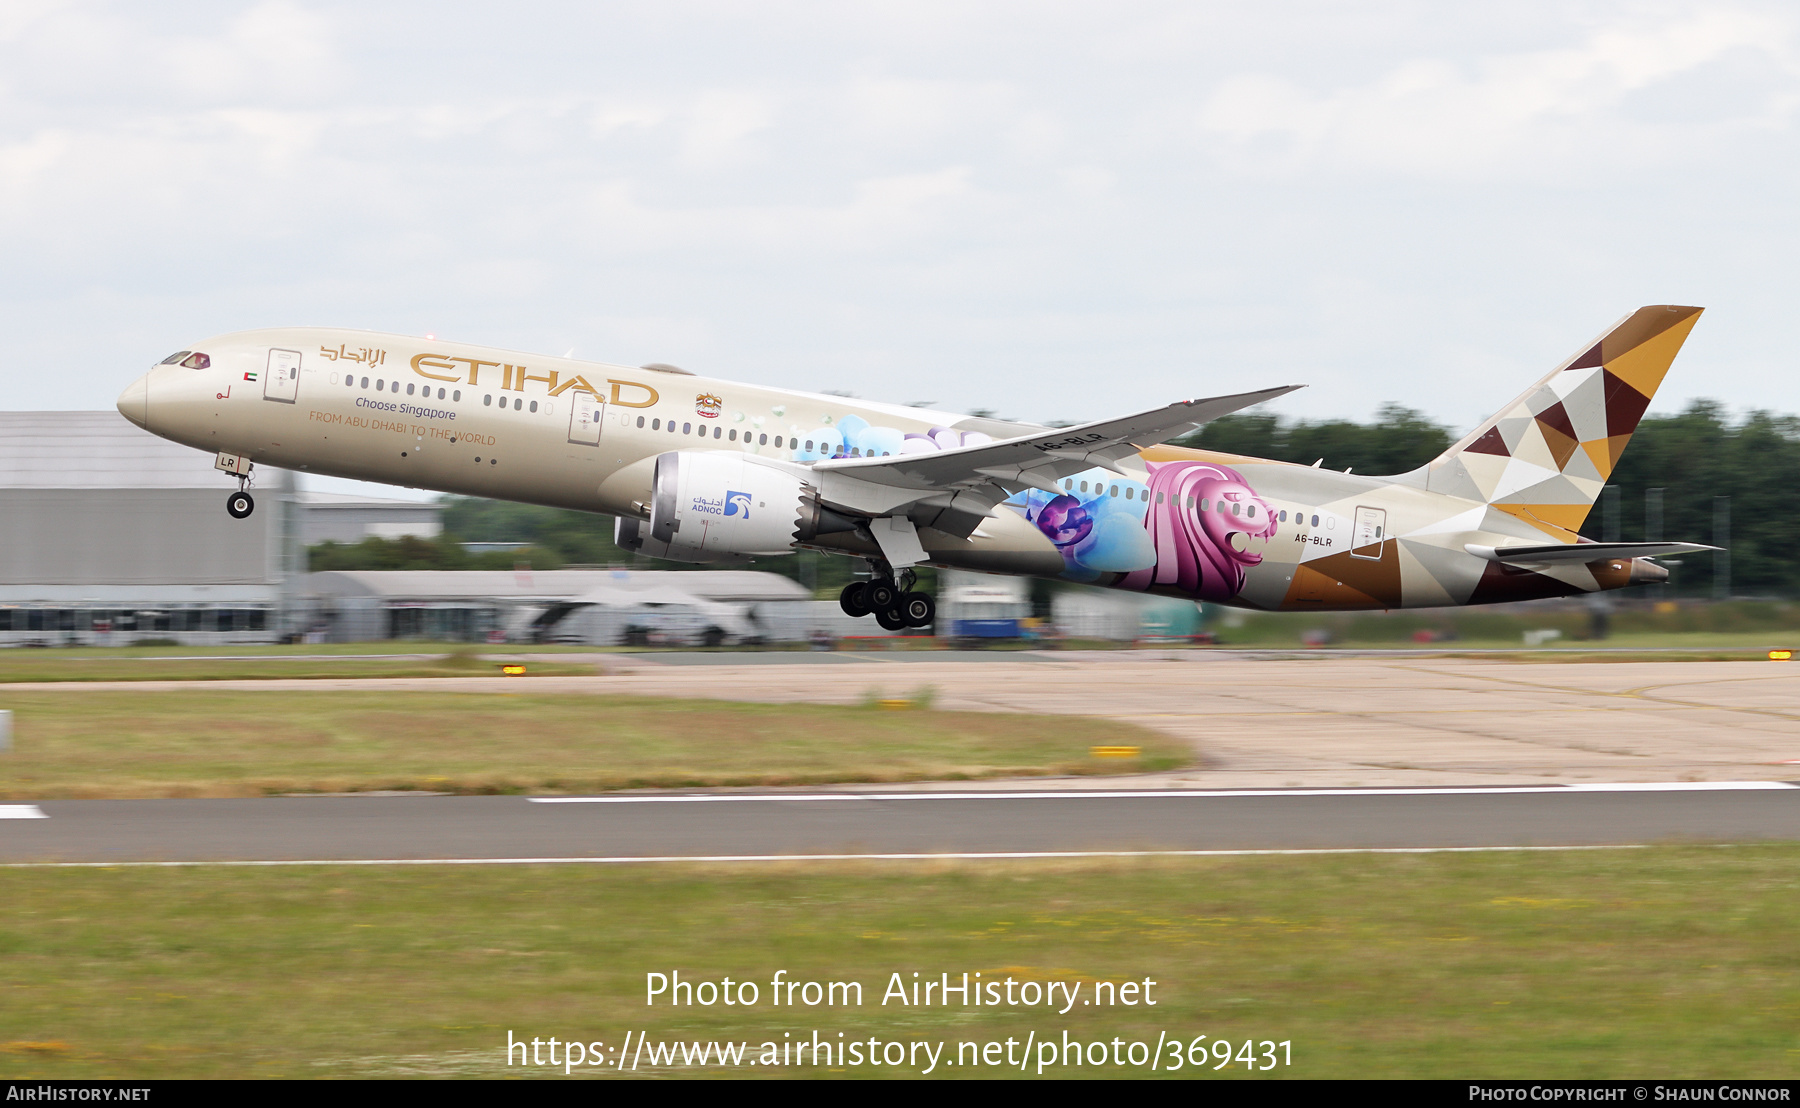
[4,781,1797,864]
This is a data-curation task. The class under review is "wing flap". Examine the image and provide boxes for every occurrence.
[1465,541,1719,565]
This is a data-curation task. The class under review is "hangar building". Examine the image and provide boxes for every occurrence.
[0,412,438,645]
[303,569,818,645]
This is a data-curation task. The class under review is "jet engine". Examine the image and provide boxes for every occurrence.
[614,451,861,563]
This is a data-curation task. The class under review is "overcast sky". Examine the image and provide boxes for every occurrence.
[4,1,1797,444]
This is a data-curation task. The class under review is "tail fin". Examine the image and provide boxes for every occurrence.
[1414,305,1703,539]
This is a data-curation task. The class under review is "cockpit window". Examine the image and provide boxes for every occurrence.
[179,353,210,370]
[159,351,191,365]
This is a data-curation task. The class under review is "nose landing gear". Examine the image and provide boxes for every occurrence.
[225,473,255,519]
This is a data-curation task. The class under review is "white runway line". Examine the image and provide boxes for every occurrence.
[0,844,1663,868]
[0,805,46,819]
[529,781,1799,804]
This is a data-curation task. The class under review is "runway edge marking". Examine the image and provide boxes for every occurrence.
[0,845,1665,868]
[527,781,1800,803]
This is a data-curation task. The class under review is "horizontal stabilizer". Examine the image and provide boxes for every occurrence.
[1465,541,1719,565]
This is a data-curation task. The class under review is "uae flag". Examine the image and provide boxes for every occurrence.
[243,372,258,382]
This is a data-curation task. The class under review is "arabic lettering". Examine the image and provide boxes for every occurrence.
[318,344,388,366]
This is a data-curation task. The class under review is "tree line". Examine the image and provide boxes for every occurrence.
[307,399,1797,596]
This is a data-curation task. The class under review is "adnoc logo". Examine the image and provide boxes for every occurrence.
[725,491,752,519]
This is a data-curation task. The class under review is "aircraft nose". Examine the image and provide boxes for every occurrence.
[116,373,150,431]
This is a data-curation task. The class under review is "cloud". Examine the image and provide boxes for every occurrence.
[1193,7,1800,177]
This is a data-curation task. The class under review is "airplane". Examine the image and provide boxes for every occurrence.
[116,305,1715,628]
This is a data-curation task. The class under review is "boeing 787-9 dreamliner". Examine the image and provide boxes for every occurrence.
[117,305,1714,629]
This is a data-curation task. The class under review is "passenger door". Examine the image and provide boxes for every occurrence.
[567,390,604,446]
[1351,506,1387,559]
[263,349,301,403]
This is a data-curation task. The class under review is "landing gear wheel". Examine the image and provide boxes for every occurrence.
[226,491,255,519]
[838,582,870,618]
[900,592,935,628]
[874,607,908,632]
[866,581,899,611]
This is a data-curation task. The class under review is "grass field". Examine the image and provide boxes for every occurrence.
[0,690,1181,798]
[0,648,604,684]
[0,847,1795,1079]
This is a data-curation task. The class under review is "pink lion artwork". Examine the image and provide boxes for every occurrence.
[1120,461,1277,601]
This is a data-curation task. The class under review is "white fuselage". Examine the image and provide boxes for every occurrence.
[118,326,1659,611]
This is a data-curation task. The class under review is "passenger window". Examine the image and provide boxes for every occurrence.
[638,416,646,428]
[1247,505,1256,518]
[407,383,416,396]
[1156,492,1164,504]
[345,377,354,388]
[437,388,445,399]
[683,422,692,434]
[1124,488,1133,499]
[1278,510,1287,522]
[1064,480,1073,490]
[1200,498,1209,510]
[713,426,721,439]
[529,400,538,413]
[775,436,783,447]
[514,398,522,410]
[1109,485,1119,497]
[652,418,660,430]
[729,429,737,441]
[376,380,384,391]
[759,433,767,445]
[361,377,369,389]
[1187,497,1195,508]
[1080,481,1089,492]
[484,394,492,406]
[453,390,461,401]
[806,440,815,451]
[1310,514,1319,527]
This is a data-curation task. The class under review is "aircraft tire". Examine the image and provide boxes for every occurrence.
[838,582,871,617]
[901,592,934,628]
[226,491,255,519]
[874,607,908,632]
[866,582,898,611]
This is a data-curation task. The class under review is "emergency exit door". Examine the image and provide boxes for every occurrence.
[1351,506,1387,559]
[567,391,604,446]
[263,349,300,403]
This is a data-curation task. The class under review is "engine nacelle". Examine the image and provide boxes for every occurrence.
[615,451,822,563]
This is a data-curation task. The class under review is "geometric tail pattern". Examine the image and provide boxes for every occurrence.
[1420,305,1703,540]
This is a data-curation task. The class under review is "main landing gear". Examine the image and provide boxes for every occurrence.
[839,567,934,631]
[225,476,255,520]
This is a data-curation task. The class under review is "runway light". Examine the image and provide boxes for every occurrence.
[501,664,527,676]
[1769,650,1793,661]
[1090,746,1141,758]
[876,698,912,711]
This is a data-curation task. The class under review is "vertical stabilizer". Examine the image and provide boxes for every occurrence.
[1414,305,1703,539]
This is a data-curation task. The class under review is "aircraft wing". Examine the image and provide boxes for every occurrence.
[1466,541,1719,564]
[807,384,1303,540]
